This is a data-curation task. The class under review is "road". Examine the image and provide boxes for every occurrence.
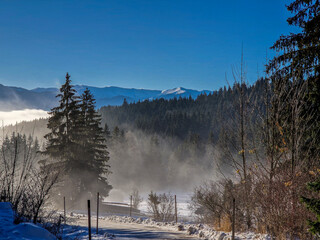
[67,216,200,240]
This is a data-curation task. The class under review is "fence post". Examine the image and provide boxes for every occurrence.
[63,196,66,224]
[59,214,63,235]
[96,192,99,234]
[88,200,92,240]
[232,198,235,240]
[129,195,132,217]
[174,195,178,223]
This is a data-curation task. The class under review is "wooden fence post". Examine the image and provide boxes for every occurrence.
[232,198,235,240]
[63,196,66,224]
[96,192,99,234]
[130,195,132,217]
[88,200,92,240]
[174,195,178,223]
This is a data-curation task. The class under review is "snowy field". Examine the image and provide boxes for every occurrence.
[119,192,194,221]
[141,194,193,220]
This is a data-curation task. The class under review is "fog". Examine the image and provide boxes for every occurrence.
[106,129,222,202]
[0,109,48,126]
[0,111,223,204]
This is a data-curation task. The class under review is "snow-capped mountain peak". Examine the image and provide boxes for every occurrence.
[161,87,186,95]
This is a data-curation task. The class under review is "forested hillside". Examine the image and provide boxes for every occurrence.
[100,78,266,141]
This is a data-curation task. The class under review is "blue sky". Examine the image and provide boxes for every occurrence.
[0,0,294,90]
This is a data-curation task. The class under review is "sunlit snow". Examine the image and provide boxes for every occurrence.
[161,87,186,95]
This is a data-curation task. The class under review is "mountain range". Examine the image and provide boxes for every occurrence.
[0,84,211,111]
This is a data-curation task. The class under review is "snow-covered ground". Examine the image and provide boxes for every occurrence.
[121,193,194,221]
[62,193,269,240]
[0,202,56,240]
[0,202,269,240]
[102,215,270,240]
[66,213,270,240]
[65,214,198,240]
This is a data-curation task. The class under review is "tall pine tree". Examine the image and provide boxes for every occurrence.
[267,0,320,161]
[44,74,112,206]
[78,88,112,200]
[44,73,82,201]
[44,73,80,171]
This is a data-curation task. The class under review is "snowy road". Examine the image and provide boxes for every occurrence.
[67,216,200,240]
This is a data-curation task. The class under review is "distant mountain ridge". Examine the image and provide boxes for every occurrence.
[0,84,211,111]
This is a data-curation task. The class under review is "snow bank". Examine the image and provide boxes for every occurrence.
[101,215,270,240]
[62,224,115,240]
[0,202,56,240]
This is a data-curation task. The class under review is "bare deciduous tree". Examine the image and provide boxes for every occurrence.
[0,132,59,224]
[147,191,175,222]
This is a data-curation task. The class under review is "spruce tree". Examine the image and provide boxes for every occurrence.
[267,1,319,78]
[267,0,320,160]
[44,72,80,169]
[44,73,83,202]
[79,88,112,199]
[44,77,112,205]
[103,123,111,142]
[112,126,121,145]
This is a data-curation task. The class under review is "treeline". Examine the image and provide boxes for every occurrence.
[99,78,266,142]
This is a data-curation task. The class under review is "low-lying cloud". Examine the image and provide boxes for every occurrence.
[0,109,48,126]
